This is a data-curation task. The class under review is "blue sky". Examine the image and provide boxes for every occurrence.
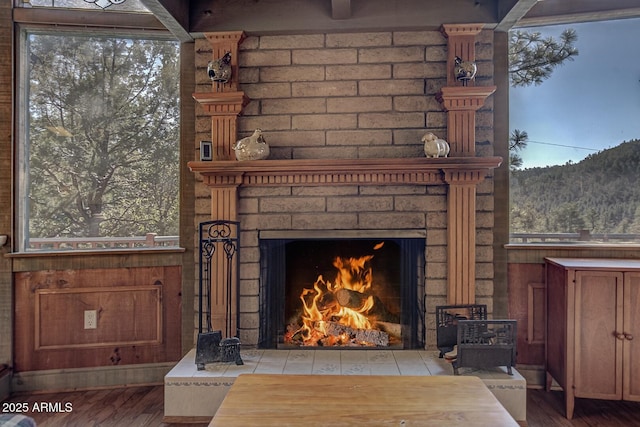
[509,17,640,169]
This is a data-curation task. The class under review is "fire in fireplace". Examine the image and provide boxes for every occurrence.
[259,234,425,349]
[284,240,401,347]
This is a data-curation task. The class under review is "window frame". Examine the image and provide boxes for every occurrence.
[507,18,640,248]
[14,12,181,254]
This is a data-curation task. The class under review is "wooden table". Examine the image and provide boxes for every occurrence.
[208,374,519,426]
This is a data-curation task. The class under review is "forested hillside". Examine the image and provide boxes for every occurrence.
[510,139,640,235]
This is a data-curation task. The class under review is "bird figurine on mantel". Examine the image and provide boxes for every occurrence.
[454,56,477,86]
[233,129,270,161]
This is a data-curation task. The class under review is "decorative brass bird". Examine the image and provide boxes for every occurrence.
[454,56,477,86]
[208,52,232,83]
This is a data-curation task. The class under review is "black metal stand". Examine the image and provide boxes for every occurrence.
[196,220,243,369]
[435,304,487,358]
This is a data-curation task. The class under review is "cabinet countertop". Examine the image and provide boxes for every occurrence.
[545,257,640,271]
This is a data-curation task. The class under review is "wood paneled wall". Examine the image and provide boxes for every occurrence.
[13,266,182,372]
[508,262,546,366]
[507,247,640,368]
[0,0,13,375]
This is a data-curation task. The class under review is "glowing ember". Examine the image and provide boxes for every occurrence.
[285,242,400,347]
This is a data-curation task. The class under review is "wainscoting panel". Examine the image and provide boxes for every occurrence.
[34,286,162,350]
[14,266,181,372]
[507,262,546,366]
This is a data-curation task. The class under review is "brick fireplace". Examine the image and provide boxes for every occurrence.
[189,26,501,349]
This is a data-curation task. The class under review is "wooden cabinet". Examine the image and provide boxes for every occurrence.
[545,258,640,419]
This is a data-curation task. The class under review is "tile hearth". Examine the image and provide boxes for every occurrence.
[164,349,526,423]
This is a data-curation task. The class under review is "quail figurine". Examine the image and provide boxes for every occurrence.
[233,129,270,161]
[208,51,232,84]
[454,56,477,86]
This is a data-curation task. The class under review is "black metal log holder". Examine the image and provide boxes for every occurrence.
[452,319,517,375]
[435,304,488,358]
[196,220,243,369]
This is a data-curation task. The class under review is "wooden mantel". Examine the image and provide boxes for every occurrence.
[188,157,502,187]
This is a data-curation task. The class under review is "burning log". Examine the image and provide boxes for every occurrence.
[335,288,399,323]
[375,321,402,338]
[320,321,389,347]
[317,290,338,312]
[335,287,368,308]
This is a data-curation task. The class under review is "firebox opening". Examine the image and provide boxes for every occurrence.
[259,234,425,350]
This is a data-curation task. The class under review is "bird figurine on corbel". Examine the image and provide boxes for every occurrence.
[208,51,233,84]
[233,129,270,161]
[454,56,477,86]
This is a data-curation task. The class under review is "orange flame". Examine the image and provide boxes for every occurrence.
[286,244,390,347]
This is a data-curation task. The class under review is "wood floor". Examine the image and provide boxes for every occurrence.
[3,385,640,426]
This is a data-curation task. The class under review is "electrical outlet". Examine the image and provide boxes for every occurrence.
[84,310,97,329]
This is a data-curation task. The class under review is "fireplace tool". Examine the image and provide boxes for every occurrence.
[196,220,243,370]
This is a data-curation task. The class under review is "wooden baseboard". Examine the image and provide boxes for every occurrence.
[0,369,11,401]
[515,364,545,388]
[10,362,175,393]
[163,415,212,424]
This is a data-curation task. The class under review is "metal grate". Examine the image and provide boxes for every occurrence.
[435,304,488,357]
[453,319,517,375]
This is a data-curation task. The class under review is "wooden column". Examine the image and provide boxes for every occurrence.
[193,92,249,161]
[438,24,497,305]
[444,170,485,304]
[193,32,248,335]
[194,31,248,163]
[200,174,244,223]
[198,175,244,335]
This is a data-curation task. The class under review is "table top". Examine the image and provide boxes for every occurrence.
[208,373,519,426]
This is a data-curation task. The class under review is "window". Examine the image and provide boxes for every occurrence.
[16,0,149,12]
[509,18,640,244]
[17,29,180,251]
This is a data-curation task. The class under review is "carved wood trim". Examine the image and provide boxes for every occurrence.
[192,92,249,114]
[437,86,496,156]
[203,31,246,93]
[437,86,497,111]
[441,23,485,87]
[443,169,488,185]
[201,172,244,187]
[189,157,502,188]
[192,93,250,160]
[209,186,239,222]
[447,182,477,304]
[527,282,546,345]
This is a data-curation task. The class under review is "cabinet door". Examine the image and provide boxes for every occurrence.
[574,271,623,400]
[624,272,640,401]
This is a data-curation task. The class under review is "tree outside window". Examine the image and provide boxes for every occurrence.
[18,31,180,251]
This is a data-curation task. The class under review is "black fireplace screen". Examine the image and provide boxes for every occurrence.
[259,237,425,349]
